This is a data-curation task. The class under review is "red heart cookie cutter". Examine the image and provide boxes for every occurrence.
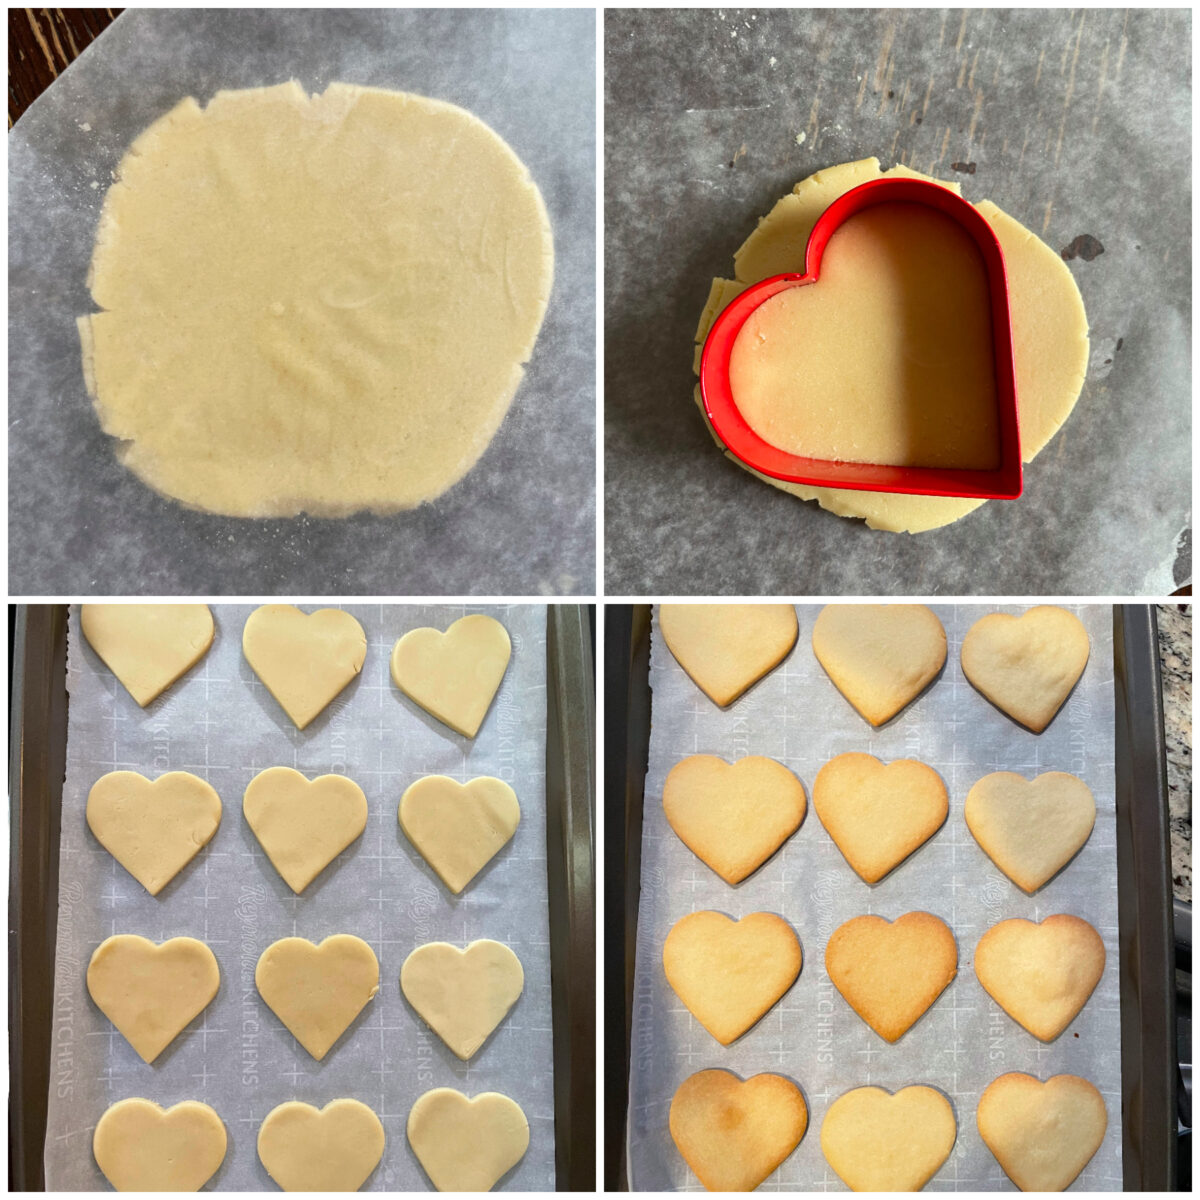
[700,177,1022,500]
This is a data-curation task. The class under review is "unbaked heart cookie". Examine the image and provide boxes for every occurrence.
[965,771,1096,893]
[401,940,524,1060]
[977,1072,1107,1191]
[663,755,806,884]
[400,775,520,893]
[256,935,379,1060]
[658,604,798,706]
[821,1085,956,1191]
[825,912,956,1042]
[407,1088,530,1191]
[960,606,1090,732]
[243,767,368,893]
[812,604,946,725]
[390,614,511,738]
[242,604,367,729]
[974,915,1104,1040]
[81,603,214,706]
[663,911,802,1045]
[86,935,220,1063]
[670,1069,808,1191]
[813,754,947,883]
[94,1098,227,1192]
[258,1099,385,1192]
[87,770,222,895]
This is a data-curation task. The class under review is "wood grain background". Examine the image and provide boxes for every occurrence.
[9,8,121,125]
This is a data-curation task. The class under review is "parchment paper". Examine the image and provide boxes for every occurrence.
[9,8,595,596]
[45,604,555,1191]
[629,604,1121,1191]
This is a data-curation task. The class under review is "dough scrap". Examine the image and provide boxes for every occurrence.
[80,81,554,517]
[243,766,368,892]
[407,1088,530,1192]
[80,604,214,706]
[693,158,1090,532]
[257,1099,385,1192]
[87,770,222,895]
[93,1098,227,1192]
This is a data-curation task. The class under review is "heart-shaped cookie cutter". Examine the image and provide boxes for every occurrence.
[700,178,1022,499]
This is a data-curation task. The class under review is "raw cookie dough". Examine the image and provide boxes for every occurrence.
[401,940,524,1060]
[87,770,222,895]
[86,935,220,1063]
[399,775,521,893]
[79,81,554,517]
[243,766,368,893]
[257,1099,385,1192]
[93,1098,227,1192]
[390,614,512,738]
[255,935,380,1060]
[407,1088,530,1192]
[80,604,214,706]
[693,158,1090,532]
[242,604,367,729]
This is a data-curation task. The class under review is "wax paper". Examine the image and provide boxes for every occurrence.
[629,603,1121,1190]
[9,8,595,595]
[45,603,555,1190]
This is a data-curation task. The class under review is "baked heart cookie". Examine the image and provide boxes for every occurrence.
[825,912,956,1042]
[407,1088,530,1191]
[663,911,801,1045]
[670,1069,808,1191]
[974,914,1104,1040]
[81,603,214,706]
[965,771,1096,892]
[821,1085,956,1191]
[658,604,798,706]
[960,606,1090,732]
[813,754,947,883]
[390,614,511,738]
[256,935,379,1060]
[242,604,367,729]
[258,1099,385,1192]
[663,755,806,884]
[86,935,220,1063]
[94,1098,227,1191]
[811,605,946,725]
[243,767,368,893]
[87,770,221,895]
[977,1073,1107,1191]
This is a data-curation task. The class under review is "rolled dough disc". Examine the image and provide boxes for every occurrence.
[79,81,554,517]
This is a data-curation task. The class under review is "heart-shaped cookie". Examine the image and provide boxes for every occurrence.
[663,755,806,884]
[401,940,524,1060]
[256,935,379,1060]
[658,604,798,707]
[390,614,511,738]
[242,605,366,729]
[960,606,1090,732]
[400,776,520,894]
[81,603,214,706]
[669,1069,808,1191]
[977,1073,1107,1191]
[86,935,220,1063]
[258,1099,385,1192]
[813,753,947,883]
[94,1098,227,1191]
[663,911,802,1045]
[965,771,1096,893]
[812,604,947,726]
[821,1085,957,1191]
[243,767,368,893]
[974,914,1104,1041]
[407,1088,530,1191]
[825,912,957,1042]
[87,770,222,895]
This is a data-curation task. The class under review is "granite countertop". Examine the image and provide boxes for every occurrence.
[1157,604,1191,903]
